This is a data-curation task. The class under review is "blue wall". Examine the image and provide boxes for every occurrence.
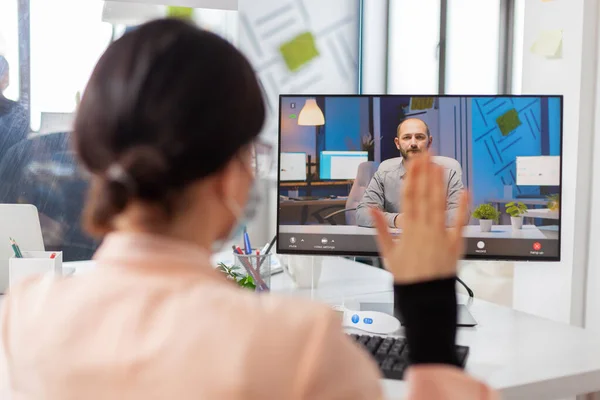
[280,97,317,157]
[279,96,371,197]
[280,96,371,157]
[470,96,561,203]
[379,96,411,161]
[324,97,368,151]
[548,97,562,156]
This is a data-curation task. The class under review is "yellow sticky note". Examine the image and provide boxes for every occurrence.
[410,97,435,111]
[167,6,193,20]
[279,32,320,72]
[530,30,563,57]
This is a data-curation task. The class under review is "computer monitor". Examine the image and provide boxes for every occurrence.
[320,151,369,180]
[280,152,307,181]
[277,95,563,261]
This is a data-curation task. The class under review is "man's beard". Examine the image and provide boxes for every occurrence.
[400,148,423,160]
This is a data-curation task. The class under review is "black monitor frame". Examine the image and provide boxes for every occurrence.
[276,94,564,262]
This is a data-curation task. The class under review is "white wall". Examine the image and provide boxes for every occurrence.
[236,0,361,246]
[585,4,600,332]
[514,0,598,325]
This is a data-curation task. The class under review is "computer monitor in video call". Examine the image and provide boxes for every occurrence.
[276,95,563,262]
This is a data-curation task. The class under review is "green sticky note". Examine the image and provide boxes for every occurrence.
[167,6,194,20]
[496,109,522,136]
[279,32,319,72]
[289,114,297,119]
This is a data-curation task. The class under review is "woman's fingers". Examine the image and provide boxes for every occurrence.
[430,163,446,230]
[450,190,471,256]
[414,154,430,223]
[370,208,394,258]
[402,157,418,221]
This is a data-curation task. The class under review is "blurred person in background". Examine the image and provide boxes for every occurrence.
[0,55,28,160]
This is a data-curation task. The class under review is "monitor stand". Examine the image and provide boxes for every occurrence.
[360,302,477,327]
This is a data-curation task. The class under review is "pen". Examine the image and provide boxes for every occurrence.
[255,249,261,273]
[257,236,277,271]
[243,228,252,255]
[10,238,23,258]
[235,246,256,275]
[235,247,269,291]
[234,246,269,291]
[263,236,277,257]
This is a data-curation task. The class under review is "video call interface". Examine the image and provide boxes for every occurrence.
[277,95,563,261]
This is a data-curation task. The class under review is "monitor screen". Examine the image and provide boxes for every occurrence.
[320,151,369,180]
[277,95,563,261]
[280,152,307,181]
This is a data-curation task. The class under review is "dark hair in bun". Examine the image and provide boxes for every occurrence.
[74,18,265,235]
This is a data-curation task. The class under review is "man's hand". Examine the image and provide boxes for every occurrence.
[370,153,470,284]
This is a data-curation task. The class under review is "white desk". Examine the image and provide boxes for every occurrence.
[280,224,551,239]
[523,208,560,220]
[53,259,600,399]
[486,197,549,207]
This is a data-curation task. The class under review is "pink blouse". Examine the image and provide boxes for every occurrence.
[0,232,497,399]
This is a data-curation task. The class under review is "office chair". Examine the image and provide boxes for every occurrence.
[316,161,379,225]
[319,156,463,225]
[322,156,464,269]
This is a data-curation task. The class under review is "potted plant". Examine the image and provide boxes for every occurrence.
[216,262,256,290]
[472,204,500,233]
[505,202,528,230]
[361,132,375,161]
[547,194,560,211]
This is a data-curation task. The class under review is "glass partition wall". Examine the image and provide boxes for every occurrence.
[0,1,241,260]
[0,0,520,261]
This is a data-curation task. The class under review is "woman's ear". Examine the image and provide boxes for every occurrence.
[215,158,245,201]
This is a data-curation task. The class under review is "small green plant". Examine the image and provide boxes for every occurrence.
[472,204,500,222]
[505,202,527,217]
[547,194,560,211]
[216,262,256,290]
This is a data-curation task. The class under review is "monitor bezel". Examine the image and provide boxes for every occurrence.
[276,94,564,262]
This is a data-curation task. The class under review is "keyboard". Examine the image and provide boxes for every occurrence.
[288,196,322,201]
[347,334,470,380]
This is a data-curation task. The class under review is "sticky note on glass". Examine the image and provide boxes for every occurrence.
[496,109,522,136]
[530,30,563,57]
[279,32,319,72]
[167,6,194,20]
[410,97,435,111]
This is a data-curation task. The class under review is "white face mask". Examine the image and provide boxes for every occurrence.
[212,141,272,253]
[212,177,261,253]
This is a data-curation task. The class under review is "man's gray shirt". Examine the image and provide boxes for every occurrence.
[355,157,465,228]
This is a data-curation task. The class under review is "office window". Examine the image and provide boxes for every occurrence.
[387,0,441,94]
[511,0,525,94]
[30,0,112,131]
[0,0,20,101]
[194,8,238,46]
[386,0,516,95]
[2,1,241,261]
[445,0,501,94]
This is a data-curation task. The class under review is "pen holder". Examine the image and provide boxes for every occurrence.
[233,250,271,293]
[9,251,63,287]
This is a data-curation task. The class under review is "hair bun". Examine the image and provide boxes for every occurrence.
[118,145,170,200]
